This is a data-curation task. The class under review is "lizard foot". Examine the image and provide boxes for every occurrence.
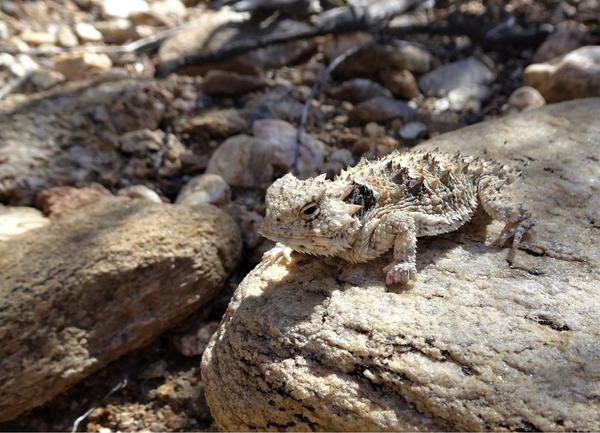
[262,242,295,264]
[383,262,417,285]
[495,217,534,248]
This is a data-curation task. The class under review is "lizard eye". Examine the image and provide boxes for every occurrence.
[300,202,320,220]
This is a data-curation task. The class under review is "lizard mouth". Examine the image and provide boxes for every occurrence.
[259,224,327,242]
[259,223,347,244]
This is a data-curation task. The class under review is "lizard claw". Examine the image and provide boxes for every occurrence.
[383,262,417,285]
[262,242,294,264]
[495,217,534,248]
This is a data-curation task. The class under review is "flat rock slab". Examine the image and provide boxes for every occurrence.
[0,199,241,422]
[202,99,600,431]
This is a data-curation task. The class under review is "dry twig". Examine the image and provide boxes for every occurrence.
[71,378,128,433]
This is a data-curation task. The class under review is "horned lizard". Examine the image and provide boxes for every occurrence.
[259,150,533,285]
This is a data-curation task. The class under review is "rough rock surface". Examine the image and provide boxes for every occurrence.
[0,78,171,205]
[202,99,600,431]
[35,184,111,218]
[0,198,241,422]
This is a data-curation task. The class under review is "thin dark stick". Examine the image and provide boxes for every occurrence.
[156,0,427,77]
[155,24,358,77]
[156,16,553,78]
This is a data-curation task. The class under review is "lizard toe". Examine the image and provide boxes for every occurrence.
[383,262,417,285]
[262,242,294,264]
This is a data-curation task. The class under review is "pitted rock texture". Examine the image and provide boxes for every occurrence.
[0,77,185,205]
[202,99,600,431]
[0,199,241,422]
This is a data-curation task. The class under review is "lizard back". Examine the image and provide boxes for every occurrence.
[335,150,494,236]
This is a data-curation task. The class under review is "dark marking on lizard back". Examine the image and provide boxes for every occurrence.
[392,167,428,197]
[344,181,377,220]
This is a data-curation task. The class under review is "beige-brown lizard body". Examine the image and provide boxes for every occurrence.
[260,150,533,285]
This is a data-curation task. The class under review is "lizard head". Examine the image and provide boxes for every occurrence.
[260,173,362,256]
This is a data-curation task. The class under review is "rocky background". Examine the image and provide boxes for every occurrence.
[0,0,599,431]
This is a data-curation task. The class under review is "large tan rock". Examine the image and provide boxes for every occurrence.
[202,99,600,431]
[0,198,241,422]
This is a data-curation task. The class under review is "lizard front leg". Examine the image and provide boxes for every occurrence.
[372,212,418,285]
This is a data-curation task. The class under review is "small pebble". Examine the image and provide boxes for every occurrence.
[504,86,546,113]
[364,122,386,137]
[447,84,490,111]
[399,122,427,140]
[0,206,50,241]
[117,185,163,203]
[378,69,419,100]
[19,30,56,46]
[56,26,78,48]
[176,321,219,357]
[223,203,264,248]
[53,52,112,80]
[0,21,9,39]
[349,96,416,125]
[94,19,138,44]
[419,57,495,97]
[533,24,589,63]
[176,174,231,206]
[206,135,273,187]
[328,148,354,166]
[327,78,392,103]
[74,22,103,42]
[201,70,267,97]
[101,0,149,18]
[29,69,65,90]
